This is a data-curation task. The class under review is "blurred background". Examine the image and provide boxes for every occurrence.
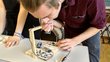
[100,0,110,62]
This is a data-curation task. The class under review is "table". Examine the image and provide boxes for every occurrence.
[0,36,89,62]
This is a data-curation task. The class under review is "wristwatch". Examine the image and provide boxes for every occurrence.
[14,32,24,40]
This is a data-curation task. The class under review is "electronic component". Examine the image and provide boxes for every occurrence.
[36,47,53,61]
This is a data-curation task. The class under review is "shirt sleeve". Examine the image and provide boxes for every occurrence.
[87,0,106,29]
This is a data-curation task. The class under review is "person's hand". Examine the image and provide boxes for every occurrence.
[56,38,79,51]
[5,35,20,47]
[40,18,54,32]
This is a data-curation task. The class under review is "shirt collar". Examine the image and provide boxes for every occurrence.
[65,0,75,6]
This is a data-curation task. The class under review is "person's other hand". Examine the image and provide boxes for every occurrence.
[5,36,20,47]
[56,38,78,51]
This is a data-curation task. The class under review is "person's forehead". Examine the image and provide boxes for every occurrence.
[30,4,52,19]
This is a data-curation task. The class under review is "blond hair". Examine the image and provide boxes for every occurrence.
[20,0,59,12]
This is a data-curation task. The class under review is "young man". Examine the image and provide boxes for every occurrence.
[10,0,107,62]
[0,0,6,34]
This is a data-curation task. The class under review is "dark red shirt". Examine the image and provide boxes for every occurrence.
[58,0,106,38]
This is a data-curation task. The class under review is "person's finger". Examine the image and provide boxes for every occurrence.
[47,24,53,32]
[5,38,16,47]
[43,23,53,32]
[57,40,67,45]
[66,47,72,51]
[61,46,71,50]
[6,41,12,47]
[10,41,16,47]
[15,40,19,45]
[5,38,10,47]
[50,23,53,31]
[40,18,50,26]
[42,24,49,31]
[58,42,69,48]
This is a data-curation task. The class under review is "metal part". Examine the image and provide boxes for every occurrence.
[36,47,53,61]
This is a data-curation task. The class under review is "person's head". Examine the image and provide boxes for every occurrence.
[20,0,63,19]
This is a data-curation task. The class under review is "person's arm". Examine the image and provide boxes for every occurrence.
[5,3,28,47]
[69,0,106,47]
[57,27,101,51]
[0,0,6,34]
[15,3,28,34]
[71,27,100,46]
